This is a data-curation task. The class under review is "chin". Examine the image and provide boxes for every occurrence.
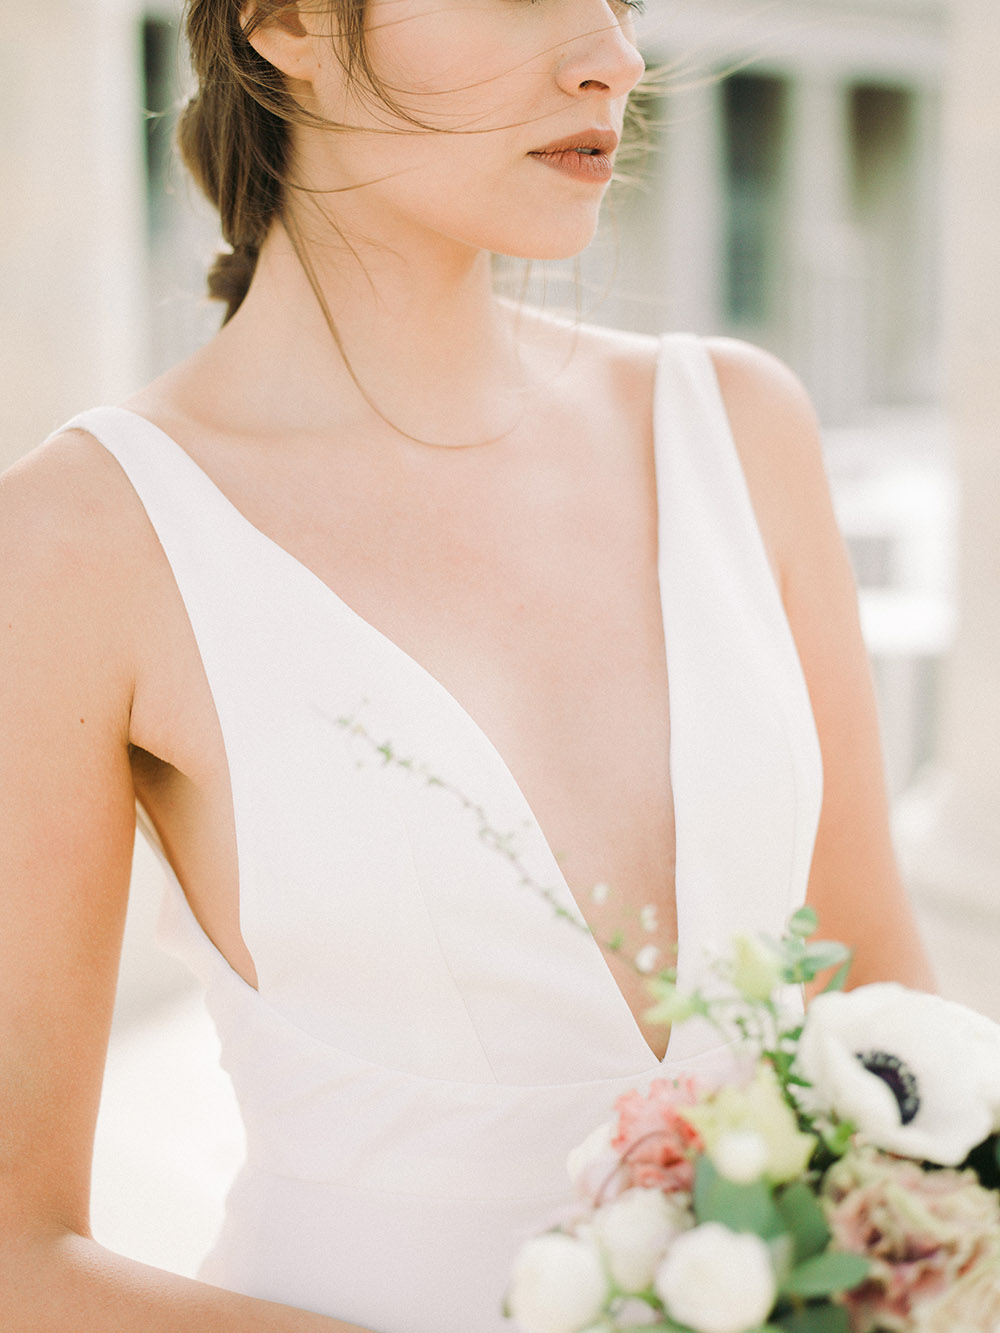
[490,217,603,263]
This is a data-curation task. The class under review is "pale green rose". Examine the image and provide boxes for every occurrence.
[710,1129,770,1185]
[681,1064,816,1184]
[729,934,783,1002]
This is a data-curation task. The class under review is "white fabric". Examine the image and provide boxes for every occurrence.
[60,334,822,1331]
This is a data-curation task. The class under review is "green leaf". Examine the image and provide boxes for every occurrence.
[641,1325,784,1333]
[801,942,851,973]
[780,1250,871,1299]
[821,954,853,993]
[774,1306,851,1333]
[821,1118,857,1157]
[693,1157,784,1238]
[634,1322,699,1333]
[775,1181,830,1263]
[787,906,819,937]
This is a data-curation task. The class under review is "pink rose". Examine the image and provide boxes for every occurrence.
[609,1077,704,1197]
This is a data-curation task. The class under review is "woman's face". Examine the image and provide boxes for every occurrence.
[294,0,645,261]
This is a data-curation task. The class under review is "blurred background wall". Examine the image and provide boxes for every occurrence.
[2,0,998,1277]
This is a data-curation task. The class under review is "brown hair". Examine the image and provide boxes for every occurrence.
[177,1,376,323]
[177,1,655,328]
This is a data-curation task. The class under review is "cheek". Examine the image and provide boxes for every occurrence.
[360,0,548,131]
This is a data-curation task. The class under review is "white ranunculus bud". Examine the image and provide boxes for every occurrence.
[507,1233,609,1333]
[654,1223,776,1333]
[710,1130,769,1185]
[566,1120,615,1188]
[591,1187,686,1293]
[796,983,1000,1166]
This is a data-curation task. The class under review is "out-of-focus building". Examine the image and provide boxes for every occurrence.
[596,0,946,428]
[2,0,949,464]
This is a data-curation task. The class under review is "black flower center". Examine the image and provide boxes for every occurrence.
[855,1049,921,1125]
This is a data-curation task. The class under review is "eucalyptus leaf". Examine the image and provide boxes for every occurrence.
[801,942,851,973]
[780,1250,870,1299]
[781,937,807,965]
[775,1181,830,1263]
[693,1158,784,1238]
[787,906,819,937]
[821,955,853,994]
[775,1305,850,1333]
[632,1322,694,1333]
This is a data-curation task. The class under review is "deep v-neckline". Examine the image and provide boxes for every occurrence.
[107,345,677,1068]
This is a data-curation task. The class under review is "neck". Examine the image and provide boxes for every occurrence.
[217,217,551,448]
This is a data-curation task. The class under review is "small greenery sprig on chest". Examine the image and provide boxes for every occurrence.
[335,705,670,948]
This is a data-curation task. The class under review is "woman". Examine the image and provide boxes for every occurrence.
[0,1,933,1328]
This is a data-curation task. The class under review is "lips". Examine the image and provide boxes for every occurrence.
[527,129,620,159]
[526,129,620,184]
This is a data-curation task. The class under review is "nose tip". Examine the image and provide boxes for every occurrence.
[558,19,646,101]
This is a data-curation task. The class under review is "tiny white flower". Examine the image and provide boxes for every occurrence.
[635,945,661,975]
[507,1232,609,1333]
[592,1188,686,1293]
[591,882,610,905]
[654,1224,775,1333]
[640,904,658,933]
[710,1130,769,1185]
[796,983,1000,1166]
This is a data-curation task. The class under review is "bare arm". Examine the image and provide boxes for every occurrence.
[708,340,935,993]
[0,437,368,1330]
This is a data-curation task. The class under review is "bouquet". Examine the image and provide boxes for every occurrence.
[506,909,1000,1333]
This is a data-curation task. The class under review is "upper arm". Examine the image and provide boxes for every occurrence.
[706,338,935,992]
[0,434,140,1240]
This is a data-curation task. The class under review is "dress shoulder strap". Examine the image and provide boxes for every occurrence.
[55,406,239,549]
[653,332,794,640]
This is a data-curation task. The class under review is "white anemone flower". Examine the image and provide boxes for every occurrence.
[795,983,1000,1166]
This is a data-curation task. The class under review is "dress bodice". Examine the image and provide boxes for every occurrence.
[60,334,822,1331]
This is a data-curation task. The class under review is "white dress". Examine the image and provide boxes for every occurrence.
[61,334,822,1332]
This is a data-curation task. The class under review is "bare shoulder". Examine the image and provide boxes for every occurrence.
[0,431,152,711]
[2,430,142,579]
[703,337,834,585]
[705,336,824,472]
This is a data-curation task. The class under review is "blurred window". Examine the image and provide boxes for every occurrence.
[848,82,922,404]
[721,73,788,329]
[142,16,176,237]
[138,10,220,375]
